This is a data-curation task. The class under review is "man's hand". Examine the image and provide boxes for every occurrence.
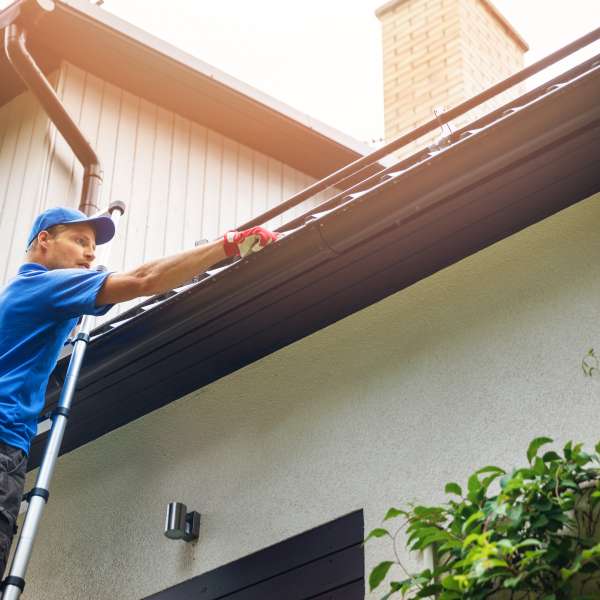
[223,227,279,258]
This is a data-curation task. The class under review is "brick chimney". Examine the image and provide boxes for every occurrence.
[376,0,528,156]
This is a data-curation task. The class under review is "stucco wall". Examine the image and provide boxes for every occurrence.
[16,190,600,598]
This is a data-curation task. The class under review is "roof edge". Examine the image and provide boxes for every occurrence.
[30,61,600,470]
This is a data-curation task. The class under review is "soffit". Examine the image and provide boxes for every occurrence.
[0,0,369,179]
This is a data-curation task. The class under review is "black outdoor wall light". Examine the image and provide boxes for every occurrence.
[164,502,201,542]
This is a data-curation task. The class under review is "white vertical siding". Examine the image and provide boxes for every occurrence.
[0,61,336,314]
[165,115,191,257]
[42,65,82,209]
[105,89,139,275]
[183,122,208,249]
[0,80,55,286]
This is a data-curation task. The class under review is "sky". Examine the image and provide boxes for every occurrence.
[2,0,599,143]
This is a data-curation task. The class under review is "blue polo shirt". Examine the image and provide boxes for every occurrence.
[0,263,113,455]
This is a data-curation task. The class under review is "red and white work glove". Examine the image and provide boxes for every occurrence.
[223,226,279,258]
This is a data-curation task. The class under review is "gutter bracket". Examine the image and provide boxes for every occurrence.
[427,106,454,154]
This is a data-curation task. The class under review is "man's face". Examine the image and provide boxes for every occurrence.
[41,222,97,270]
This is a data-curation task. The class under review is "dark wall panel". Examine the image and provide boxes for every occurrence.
[143,510,364,600]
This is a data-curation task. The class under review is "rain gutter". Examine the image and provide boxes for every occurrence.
[3,0,102,215]
[238,26,600,231]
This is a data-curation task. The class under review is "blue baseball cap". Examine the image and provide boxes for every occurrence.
[27,207,115,248]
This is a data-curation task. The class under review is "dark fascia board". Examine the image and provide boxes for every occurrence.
[0,0,369,179]
[28,63,600,470]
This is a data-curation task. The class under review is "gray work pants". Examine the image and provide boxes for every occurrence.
[0,441,27,581]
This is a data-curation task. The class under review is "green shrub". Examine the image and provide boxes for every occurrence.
[366,438,600,599]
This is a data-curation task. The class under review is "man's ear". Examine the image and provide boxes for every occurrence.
[37,230,50,250]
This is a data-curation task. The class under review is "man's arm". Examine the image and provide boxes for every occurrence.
[96,239,226,305]
[96,227,278,306]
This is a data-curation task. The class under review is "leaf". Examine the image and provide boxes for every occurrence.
[438,539,462,552]
[549,512,569,525]
[408,525,447,550]
[532,498,552,513]
[369,561,394,591]
[445,482,462,496]
[501,472,526,493]
[379,580,409,600]
[532,514,549,529]
[481,472,503,492]
[476,465,505,475]
[503,575,524,588]
[383,508,407,522]
[533,456,546,476]
[364,528,390,544]
[560,567,574,581]
[514,538,543,550]
[497,539,514,553]
[392,580,410,591]
[581,543,600,561]
[463,532,481,549]
[462,510,484,534]
[467,474,484,504]
[411,506,446,524]
[468,473,482,494]
[484,558,509,569]
[514,467,535,480]
[561,479,578,490]
[527,437,553,463]
[542,450,561,462]
[573,451,592,466]
[595,441,600,455]
[441,575,461,591]
[381,579,411,600]
[420,530,453,547]
[416,584,442,598]
[507,504,523,528]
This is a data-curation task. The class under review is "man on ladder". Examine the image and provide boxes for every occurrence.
[0,205,277,581]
